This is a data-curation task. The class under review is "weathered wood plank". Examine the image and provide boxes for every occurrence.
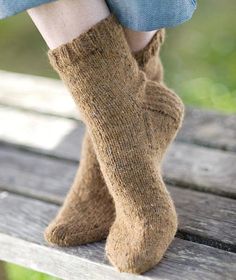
[0,146,235,248]
[0,146,75,204]
[0,106,85,159]
[0,70,235,152]
[178,107,236,152]
[0,70,78,119]
[163,142,236,198]
[0,71,236,278]
[0,107,235,198]
[0,192,235,280]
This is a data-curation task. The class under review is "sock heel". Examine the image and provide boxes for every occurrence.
[139,81,184,155]
[142,81,184,126]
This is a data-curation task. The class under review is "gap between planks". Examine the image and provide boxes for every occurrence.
[0,70,236,152]
[0,191,236,280]
[0,107,235,199]
[0,71,236,275]
[0,144,235,252]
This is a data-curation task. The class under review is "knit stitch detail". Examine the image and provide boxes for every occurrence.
[134,29,165,67]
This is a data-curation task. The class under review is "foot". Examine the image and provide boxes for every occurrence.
[45,196,114,246]
[45,29,166,246]
[44,132,115,246]
[105,81,182,273]
[48,15,184,273]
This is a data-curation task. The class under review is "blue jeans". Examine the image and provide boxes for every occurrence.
[0,0,197,31]
[106,0,197,31]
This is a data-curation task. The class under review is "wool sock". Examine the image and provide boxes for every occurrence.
[45,132,115,245]
[47,16,184,274]
[45,29,166,246]
[134,29,165,83]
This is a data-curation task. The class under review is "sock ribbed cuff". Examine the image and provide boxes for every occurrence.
[48,15,129,73]
[134,29,165,67]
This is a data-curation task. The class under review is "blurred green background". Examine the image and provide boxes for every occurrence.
[0,0,235,279]
[0,0,235,115]
[4,263,59,280]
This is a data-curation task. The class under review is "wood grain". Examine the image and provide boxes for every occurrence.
[0,192,235,280]
[0,146,235,249]
[163,142,236,198]
[178,107,236,152]
[0,70,235,152]
[0,70,77,119]
[0,71,236,279]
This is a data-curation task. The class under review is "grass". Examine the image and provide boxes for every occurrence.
[0,0,235,279]
[161,0,236,113]
[5,263,60,280]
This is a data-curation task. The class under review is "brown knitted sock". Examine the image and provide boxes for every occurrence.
[134,29,165,82]
[45,29,166,246]
[45,132,115,245]
[47,16,184,274]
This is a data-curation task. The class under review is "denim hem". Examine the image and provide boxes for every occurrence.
[106,0,197,31]
[0,0,197,31]
[118,8,197,31]
[0,0,57,19]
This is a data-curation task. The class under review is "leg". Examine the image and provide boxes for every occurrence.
[47,15,183,273]
[29,1,184,273]
[28,0,110,49]
[124,28,157,52]
[28,0,166,247]
[29,0,115,246]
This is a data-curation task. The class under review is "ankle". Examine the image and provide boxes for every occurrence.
[124,28,157,53]
[28,0,110,49]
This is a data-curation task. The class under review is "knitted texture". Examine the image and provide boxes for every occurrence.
[45,132,115,245]
[47,15,184,274]
[134,29,165,82]
[45,29,166,246]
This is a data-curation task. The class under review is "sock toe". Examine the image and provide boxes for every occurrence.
[44,222,69,246]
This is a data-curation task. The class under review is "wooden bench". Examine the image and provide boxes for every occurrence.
[0,70,235,280]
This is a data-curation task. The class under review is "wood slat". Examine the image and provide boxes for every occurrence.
[163,142,236,198]
[0,106,85,159]
[0,191,235,280]
[0,70,235,152]
[0,106,235,198]
[0,146,235,249]
[178,107,236,152]
[0,70,78,119]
